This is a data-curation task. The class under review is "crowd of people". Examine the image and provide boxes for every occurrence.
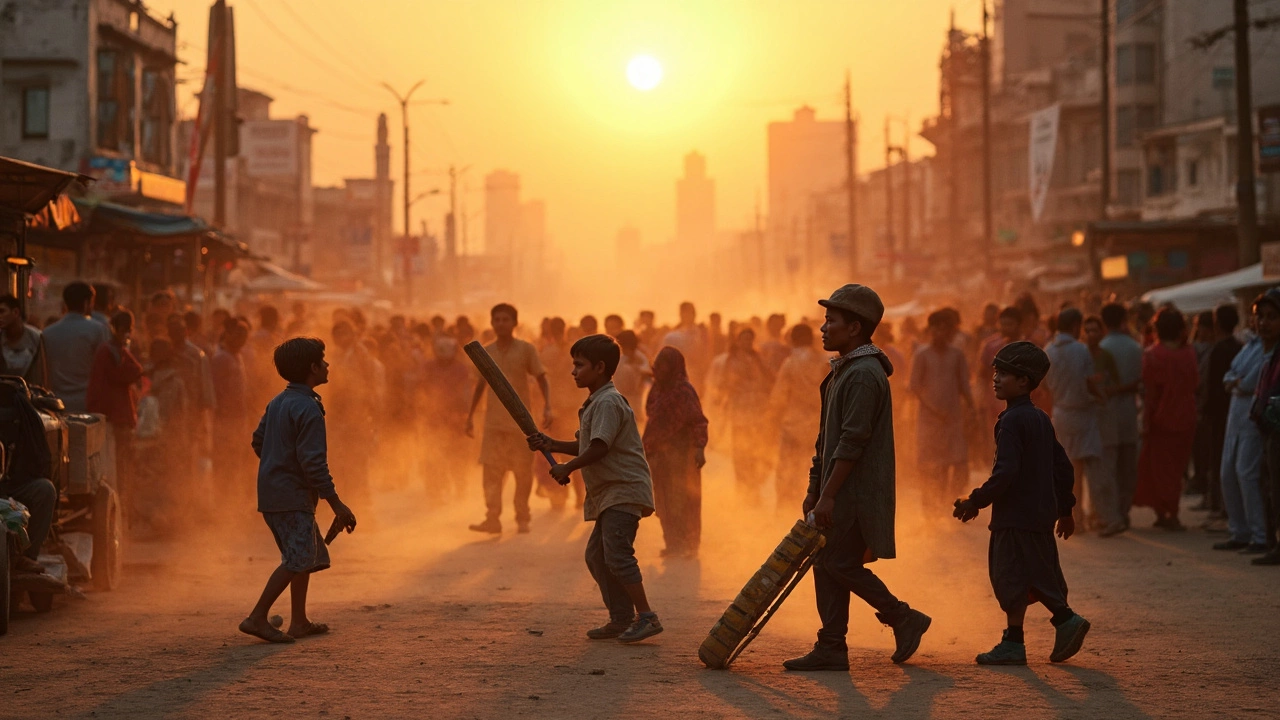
[3,277,1278,572]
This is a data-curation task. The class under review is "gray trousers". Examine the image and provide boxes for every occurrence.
[0,477,57,561]
[585,508,643,622]
[1103,443,1139,520]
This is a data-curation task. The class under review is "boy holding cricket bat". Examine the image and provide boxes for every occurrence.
[528,334,663,643]
[239,337,357,644]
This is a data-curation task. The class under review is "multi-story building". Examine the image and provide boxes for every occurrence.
[766,106,849,294]
[920,9,1103,283]
[0,0,183,205]
[676,151,716,249]
[184,88,316,272]
[484,170,520,258]
[483,169,548,299]
[1134,0,1280,223]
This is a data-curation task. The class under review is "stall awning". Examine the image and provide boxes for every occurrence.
[244,261,325,292]
[1141,264,1275,313]
[74,198,210,237]
[0,156,90,219]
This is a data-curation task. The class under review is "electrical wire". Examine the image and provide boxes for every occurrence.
[240,0,383,101]
[272,1,386,86]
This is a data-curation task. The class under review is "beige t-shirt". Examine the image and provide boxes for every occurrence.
[576,382,656,522]
[483,338,546,434]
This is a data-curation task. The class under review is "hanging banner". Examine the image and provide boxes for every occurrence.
[1028,103,1061,223]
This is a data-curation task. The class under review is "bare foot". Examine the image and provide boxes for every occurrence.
[287,620,330,638]
[239,616,295,643]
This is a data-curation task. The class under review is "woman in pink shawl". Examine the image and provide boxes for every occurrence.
[644,347,709,558]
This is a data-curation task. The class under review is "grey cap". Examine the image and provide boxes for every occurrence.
[819,284,884,324]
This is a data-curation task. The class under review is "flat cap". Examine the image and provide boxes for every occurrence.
[819,284,884,324]
[993,340,1051,385]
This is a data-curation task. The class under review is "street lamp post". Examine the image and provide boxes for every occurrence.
[380,80,448,291]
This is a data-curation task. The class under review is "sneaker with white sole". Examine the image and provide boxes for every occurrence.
[617,613,663,644]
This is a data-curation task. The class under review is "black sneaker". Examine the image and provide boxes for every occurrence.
[878,608,931,664]
[468,519,502,534]
[782,645,850,671]
[1213,539,1249,551]
[1050,614,1090,663]
[1252,550,1280,566]
[586,619,633,640]
[617,613,663,643]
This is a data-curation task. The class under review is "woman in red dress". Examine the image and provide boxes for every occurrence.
[1133,308,1199,530]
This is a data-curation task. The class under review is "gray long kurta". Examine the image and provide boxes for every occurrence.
[807,351,897,560]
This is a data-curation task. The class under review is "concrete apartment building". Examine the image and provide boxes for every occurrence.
[0,0,183,205]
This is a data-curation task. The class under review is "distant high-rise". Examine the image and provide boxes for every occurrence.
[767,106,846,286]
[676,152,716,248]
[484,170,521,257]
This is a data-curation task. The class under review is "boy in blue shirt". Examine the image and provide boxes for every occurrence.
[953,341,1090,665]
[239,338,357,643]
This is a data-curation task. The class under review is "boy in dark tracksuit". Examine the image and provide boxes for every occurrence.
[953,341,1091,665]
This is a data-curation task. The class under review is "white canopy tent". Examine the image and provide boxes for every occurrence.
[242,261,326,293]
[1141,263,1274,313]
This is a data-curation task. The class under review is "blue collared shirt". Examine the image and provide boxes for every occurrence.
[252,383,337,513]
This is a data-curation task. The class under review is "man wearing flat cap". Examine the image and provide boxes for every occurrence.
[784,284,932,671]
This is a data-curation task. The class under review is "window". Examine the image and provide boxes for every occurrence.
[95,48,134,153]
[1147,146,1176,197]
[140,69,171,165]
[1187,159,1199,187]
[1118,104,1158,147]
[96,49,119,150]
[1135,44,1156,84]
[1117,0,1156,24]
[22,87,49,138]
[1117,45,1133,86]
[1118,169,1141,205]
[1136,104,1157,135]
[1117,106,1134,147]
[1116,43,1157,86]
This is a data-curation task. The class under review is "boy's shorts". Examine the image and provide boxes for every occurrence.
[988,528,1068,612]
[263,511,331,574]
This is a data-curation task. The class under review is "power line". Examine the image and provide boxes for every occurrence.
[236,67,381,117]
[241,0,383,101]
[273,1,384,85]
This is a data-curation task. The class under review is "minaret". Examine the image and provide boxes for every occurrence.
[374,113,391,286]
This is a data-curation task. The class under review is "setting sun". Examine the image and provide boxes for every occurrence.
[626,54,663,91]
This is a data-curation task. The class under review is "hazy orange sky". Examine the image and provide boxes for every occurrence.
[153,0,986,263]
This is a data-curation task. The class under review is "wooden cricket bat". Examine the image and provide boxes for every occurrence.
[463,341,566,483]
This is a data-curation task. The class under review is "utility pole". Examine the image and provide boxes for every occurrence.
[1100,0,1112,221]
[947,11,961,277]
[884,116,895,276]
[212,0,228,228]
[381,81,449,299]
[981,0,994,278]
[1235,0,1260,266]
[845,70,858,277]
[901,118,911,273]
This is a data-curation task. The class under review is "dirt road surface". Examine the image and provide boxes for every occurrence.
[3,458,1278,719]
